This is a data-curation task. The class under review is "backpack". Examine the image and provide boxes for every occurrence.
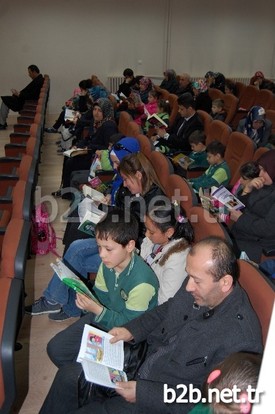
[60,125,75,150]
[31,202,60,256]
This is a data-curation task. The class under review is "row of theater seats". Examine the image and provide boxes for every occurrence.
[0,76,50,414]
[116,109,274,347]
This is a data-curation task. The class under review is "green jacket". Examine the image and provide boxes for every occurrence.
[190,161,231,192]
[93,253,159,330]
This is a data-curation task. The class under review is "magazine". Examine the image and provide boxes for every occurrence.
[82,184,106,202]
[50,259,98,300]
[77,324,127,388]
[211,185,245,210]
[172,153,194,169]
[147,113,168,128]
[78,208,106,236]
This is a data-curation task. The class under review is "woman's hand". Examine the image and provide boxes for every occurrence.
[108,327,134,343]
[249,176,265,190]
[115,381,137,403]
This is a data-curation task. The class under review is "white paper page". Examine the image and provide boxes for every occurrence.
[50,259,79,281]
[81,359,127,388]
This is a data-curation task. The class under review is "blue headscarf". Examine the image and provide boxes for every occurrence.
[244,106,266,145]
[109,137,140,204]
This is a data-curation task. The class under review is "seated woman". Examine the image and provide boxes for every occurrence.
[237,106,272,148]
[230,149,275,262]
[52,98,117,199]
[159,69,179,94]
[25,152,167,321]
[192,79,212,113]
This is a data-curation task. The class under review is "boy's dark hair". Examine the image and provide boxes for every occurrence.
[189,130,206,145]
[206,140,226,157]
[158,99,171,114]
[28,65,40,73]
[177,92,195,109]
[123,68,134,77]
[79,79,93,90]
[95,208,139,246]
[240,161,260,179]
[212,99,224,109]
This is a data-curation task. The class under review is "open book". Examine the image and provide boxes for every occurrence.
[77,324,127,388]
[65,108,77,121]
[82,184,106,202]
[211,185,245,210]
[63,148,89,157]
[50,259,98,300]
[147,113,168,128]
[78,206,106,236]
[172,153,194,169]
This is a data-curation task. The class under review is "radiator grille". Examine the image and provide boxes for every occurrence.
[108,77,124,93]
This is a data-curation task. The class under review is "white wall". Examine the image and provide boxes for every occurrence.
[0,0,274,114]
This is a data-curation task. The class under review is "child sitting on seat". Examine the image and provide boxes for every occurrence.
[189,140,230,192]
[210,99,227,121]
[188,130,209,169]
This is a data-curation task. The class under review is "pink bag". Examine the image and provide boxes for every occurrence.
[31,203,60,256]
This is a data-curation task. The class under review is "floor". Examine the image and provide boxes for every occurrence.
[0,114,78,413]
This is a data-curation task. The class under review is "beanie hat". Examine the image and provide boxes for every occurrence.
[257,149,275,182]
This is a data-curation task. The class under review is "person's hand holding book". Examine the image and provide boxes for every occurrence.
[76,292,103,315]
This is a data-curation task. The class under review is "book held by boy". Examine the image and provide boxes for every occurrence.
[50,259,98,300]
[172,153,194,169]
[77,324,127,388]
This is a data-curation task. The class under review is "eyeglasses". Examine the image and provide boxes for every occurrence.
[113,143,132,153]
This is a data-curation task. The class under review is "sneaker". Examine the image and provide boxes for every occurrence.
[0,123,7,130]
[25,297,61,315]
[45,127,58,133]
[48,309,79,322]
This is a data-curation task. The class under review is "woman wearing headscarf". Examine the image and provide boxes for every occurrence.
[192,78,212,113]
[230,149,275,262]
[52,98,117,199]
[160,69,179,94]
[237,106,272,148]
[138,76,153,104]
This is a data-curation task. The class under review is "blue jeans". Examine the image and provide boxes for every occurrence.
[43,238,101,316]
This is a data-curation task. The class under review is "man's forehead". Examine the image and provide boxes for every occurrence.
[187,245,213,268]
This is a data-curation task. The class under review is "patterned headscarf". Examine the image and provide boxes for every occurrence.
[257,149,275,182]
[93,98,114,128]
[192,79,208,93]
[139,77,152,90]
[244,106,266,145]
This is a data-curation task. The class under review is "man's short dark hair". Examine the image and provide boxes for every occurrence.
[189,130,206,145]
[28,65,40,73]
[177,92,195,109]
[95,208,139,246]
[123,68,134,77]
[189,236,239,284]
[206,140,226,157]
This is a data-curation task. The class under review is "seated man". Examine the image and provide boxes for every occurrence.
[151,92,203,154]
[39,236,263,414]
[0,64,44,129]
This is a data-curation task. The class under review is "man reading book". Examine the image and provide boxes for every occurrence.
[32,209,159,368]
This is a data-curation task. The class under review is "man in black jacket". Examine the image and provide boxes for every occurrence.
[152,92,203,154]
[0,64,44,129]
[39,236,263,414]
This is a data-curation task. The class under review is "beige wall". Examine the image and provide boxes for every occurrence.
[0,0,274,114]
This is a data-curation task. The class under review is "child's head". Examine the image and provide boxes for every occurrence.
[239,161,260,187]
[206,140,226,165]
[148,90,158,103]
[157,99,171,114]
[189,130,206,152]
[145,203,194,246]
[118,152,162,195]
[95,208,138,270]
[212,99,225,114]
[204,352,262,414]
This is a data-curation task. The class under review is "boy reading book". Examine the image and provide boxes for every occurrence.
[189,140,231,192]
[188,130,209,168]
[26,209,159,364]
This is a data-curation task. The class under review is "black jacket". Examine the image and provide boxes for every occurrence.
[2,74,44,111]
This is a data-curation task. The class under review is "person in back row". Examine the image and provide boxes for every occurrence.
[0,64,44,129]
[188,140,230,192]
[39,236,263,414]
[151,92,203,154]
[237,106,272,148]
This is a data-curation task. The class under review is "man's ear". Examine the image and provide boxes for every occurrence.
[220,274,233,293]
[239,392,251,413]
[126,240,136,253]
